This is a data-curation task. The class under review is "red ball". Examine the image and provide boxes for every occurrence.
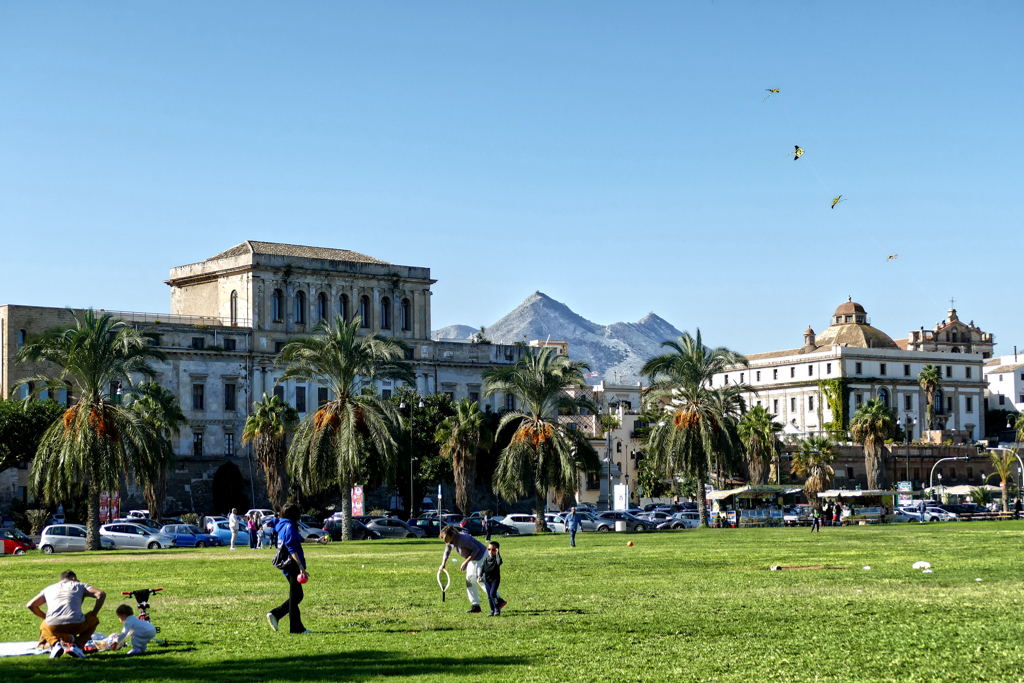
[297,572,308,584]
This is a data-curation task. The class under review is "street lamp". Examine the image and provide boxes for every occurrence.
[400,398,425,518]
[603,456,613,511]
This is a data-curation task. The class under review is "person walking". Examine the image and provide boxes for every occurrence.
[267,504,311,634]
[439,525,504,614]
[269,512,279,548]
[26,570,106,659]
[810,508,821,532]
[483,511,492,543]
[228,508,240,550]
[479,541,503,617]
[247,513,258,549]
[566,507,581,547]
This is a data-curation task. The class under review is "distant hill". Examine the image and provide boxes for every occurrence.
[433,291,686,384]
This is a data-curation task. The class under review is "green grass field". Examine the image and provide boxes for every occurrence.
[3,523,1024,682]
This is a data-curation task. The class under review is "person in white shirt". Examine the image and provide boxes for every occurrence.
[228,508,240,550]
[113,604,157,654]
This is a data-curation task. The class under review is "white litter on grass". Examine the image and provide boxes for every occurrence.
[857,590,862,593]
[977,578,983,582]
[922,569,933,574]
[362,565,365,568]
[863,566,871,570]
[913,561,931,569]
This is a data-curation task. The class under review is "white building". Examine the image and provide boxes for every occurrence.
[984,352,1024,415]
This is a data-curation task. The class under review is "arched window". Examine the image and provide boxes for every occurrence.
[951,331,958,343]
[272,290,283,322]
[230,290,238,326]
[878,388,889,408]
[935,390,944,413]
[339,294,349,322]
[295,291,306,324]
[401,298,411,331]
[18,329,26,349]
[380,297,391,330]
[359,296,370,328]
[19,382,33,400]
[316,293,327,323]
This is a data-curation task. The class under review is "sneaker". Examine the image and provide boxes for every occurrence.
[267,613,279,632]
[497,599,508,610]
[49,643,64,660]
[299,630,313,635]
[126,648,145,656]
[467,605,482,614]
[495,610,501,617]
[67,644,87,659]
[487,611,496,617]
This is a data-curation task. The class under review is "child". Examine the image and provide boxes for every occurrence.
[113,604,157,655]
[478,541,503,617]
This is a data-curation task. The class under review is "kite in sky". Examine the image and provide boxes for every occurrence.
[763,88,780,102]
[886,254,900,261]
[793,146,804,160]
[831,195,845,209]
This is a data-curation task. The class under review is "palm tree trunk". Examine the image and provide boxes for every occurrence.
[340,484,352,541]
[534,487,549,532]
[86,471,101,551]
[696,461,709,527]
[864,440,889,490]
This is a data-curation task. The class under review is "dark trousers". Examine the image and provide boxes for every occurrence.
[270,570,306,633]
[811,517,820,532]
[484,525,491,542]
[249,529,257,548]
[484,579,501,613]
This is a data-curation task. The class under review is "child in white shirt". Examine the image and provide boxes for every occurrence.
[114,604,157,655]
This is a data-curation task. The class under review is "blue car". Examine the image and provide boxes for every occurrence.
[209,520,250,546]
[160,524,222,548]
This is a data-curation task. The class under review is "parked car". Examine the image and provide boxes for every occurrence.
[557,511,612,532]
[663,511,701,529]
[783,506,813,526]
[323,518,381,541]
[1,527,37,555]
[209,520,250,546]
[363,517,426,539]
[203,515,227,533]
[299,514,322,528]
[296,522,330,543]
[408,518,443,538]
[247,508,274,519]
[112,517,163,532]
[502,513,538,535]
[639,510,673,525]
[543,513,566,533]
[39,524,115,553]
[596,511,650,532]
[99,523,177,549]
[925,506,958,521]
[459,518,521,537]
[897,507,939,523]
[159,524,222,548]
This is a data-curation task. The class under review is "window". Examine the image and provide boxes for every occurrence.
[17,329,26,348]
[790,367,795,378]
[965,367,972,379]
[878,388,889,408]
[339,294,349,321]
[317,293,327,323]
[224,384,236,411]
[855,362,862,374]
[273,385,284,401]
[401,298,411,331]
[808,396,814,411]
[949,467,956,480]
[1021,373,1024,381]
[295,291,306,324]
[724,375,728,384]
[791,397,796,412]
[756,400,761,407]
[505,395,515,411]
[855,316,864,323]
[382,389,391,399]
[193,433,204,457]
[739,372,744,383]
[470,392,480,403]
[999,395,1006,405]
[225,433,235,457]
[275,341,286,353]
[756,371,761,381]
[616,442,622,453]
[966,397,973,413]
[295,387,306,413]
[444,391,455,401]
[946,366,952,378]
[224,338,236,351]
[947,397,953,412]
[1020,394,1024,403]
[773,399,779,413]
[773,369,778,380]
[808,365,813,377]
[191,337,205,350]
[856,393,863,406]
[849,467,856,479]
[192,384,205,410]
[359,296,370,328]
[826,363,832,375]
[380,297,391,330]
[230,290,238,326]
[904,364,911,376]
[967,467,973,480]
[318,387,329,407]
[272,289,283,322]
[586,472,601,490]
[880,363,887,376]
[905,395,912,410]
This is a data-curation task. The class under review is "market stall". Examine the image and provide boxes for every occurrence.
[708,485,804,528]
[817,489,896,524]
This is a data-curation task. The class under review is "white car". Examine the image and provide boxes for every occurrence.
[502,513,537,535]
[297,522,330,543]
[925,506,958,521]
[543,514,566,533]
[247,508,274,519]
[39,525,116,553]
[100,522,177,549]
[898,507,938,523]
[666,511,701,529]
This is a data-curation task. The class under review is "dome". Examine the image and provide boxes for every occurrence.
[833,297,866,317]
[815,322,899,350]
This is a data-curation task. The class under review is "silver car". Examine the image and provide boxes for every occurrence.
[363,518,426,539]
[39,525,116,553]
[100,522,177,549]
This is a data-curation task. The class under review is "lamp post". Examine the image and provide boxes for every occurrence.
[604,456,613,511]
[400,398,424,518]
[937,473,942,503]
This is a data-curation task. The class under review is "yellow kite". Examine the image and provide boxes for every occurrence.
[763,88,780,102]
[793,146,804,161]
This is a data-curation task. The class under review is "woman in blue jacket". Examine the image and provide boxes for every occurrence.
[267,504,311,634]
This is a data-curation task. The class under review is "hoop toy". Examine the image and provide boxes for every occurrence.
[437,567,450,602]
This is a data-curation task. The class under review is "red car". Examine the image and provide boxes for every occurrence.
[0,527,36,555]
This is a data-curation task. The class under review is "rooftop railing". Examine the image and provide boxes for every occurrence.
[97,309,251,328]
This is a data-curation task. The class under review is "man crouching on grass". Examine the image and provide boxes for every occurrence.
[439,525,505,614]
[27,570,106,659]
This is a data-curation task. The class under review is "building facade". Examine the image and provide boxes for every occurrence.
[984,353,1024,416]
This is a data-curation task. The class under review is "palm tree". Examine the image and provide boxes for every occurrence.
[16,310,168,550]
[986,448,1017,513]
[850,398,896,490]
[129,382,187,522]
[790,436,839,512]
[641,330,749,527]
[482,347,599,532]
[242,393,299,512]
[279,316,414,540]
[738,405,783,485]
[435,398,493,515]
[707,386,746,488]
[918,365,942,430]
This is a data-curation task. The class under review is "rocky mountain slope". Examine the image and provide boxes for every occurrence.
[433,292,685,384]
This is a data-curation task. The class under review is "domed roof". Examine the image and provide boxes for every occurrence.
[834,297,866,316]
[815,322,899,350]
[804,326,815,335]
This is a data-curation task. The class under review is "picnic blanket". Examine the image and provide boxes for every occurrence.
[0,641,46,657]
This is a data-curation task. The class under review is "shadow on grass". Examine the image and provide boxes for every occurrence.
[1,650,530,682]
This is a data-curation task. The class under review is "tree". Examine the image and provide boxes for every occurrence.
[918,365,943,430]
[129,382,187,522]
[279,316,414,540]
[435,398,493,515]
[16,309,168,550]
[242,392,299,512]
[850,398,896,490]
[640,330,749,527]
[738,405,783,485]
[482,347,599,532]
[0,397,64,474]
[986,448,1017,513]
[790,436,839,512]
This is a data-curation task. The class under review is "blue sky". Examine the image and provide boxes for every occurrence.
[2,3,1021,353]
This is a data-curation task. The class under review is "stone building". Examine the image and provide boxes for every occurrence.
[896,306,995,358]
[1,241,526,512]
